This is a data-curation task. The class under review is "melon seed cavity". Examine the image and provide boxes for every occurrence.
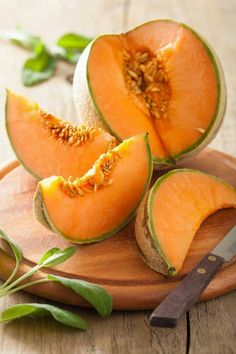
[123,50,170,121]
[60,150,121,197]
[41,111,100,147]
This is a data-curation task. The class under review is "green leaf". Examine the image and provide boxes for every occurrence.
[62,50,81,64]
[48,275,112,317]
[34,41,46,55]
[38,247,60,264]
[0,29,41,51]
[58,49,80,64]
[0,303,87,330]
[49,45,80,64]
[0,229,22,264]
[57,33,92,51]
[22,50,56,86]
[38,246,76,268]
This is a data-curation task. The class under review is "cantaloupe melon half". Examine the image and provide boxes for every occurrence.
[73,20,226,168]
[5,90,116,179]
[135,169,236,276]
[34,134,152,243]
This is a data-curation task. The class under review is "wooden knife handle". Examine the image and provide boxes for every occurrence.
[150,253,224,328]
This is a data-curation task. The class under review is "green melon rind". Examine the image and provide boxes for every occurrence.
[34,133,153,244]
[33,187,53,231]
[147,168,236,276]
[73,19,226,168]
[5,89,41,180]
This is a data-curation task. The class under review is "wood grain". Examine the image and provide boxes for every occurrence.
[0,290,187,354]
[0,0,236,353]
[189,292,236,354]
[0,148,236,311]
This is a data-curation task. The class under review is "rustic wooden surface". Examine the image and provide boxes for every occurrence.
[0,0,235,353]
[1,149,236,311]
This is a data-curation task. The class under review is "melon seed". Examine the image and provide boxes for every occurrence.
[41,111,102,147]
[61,149,121,197]
[123,49,170,121]
[196,128,206,134]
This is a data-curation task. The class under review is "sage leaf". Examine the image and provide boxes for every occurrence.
[0,303,87,330]
[38,246,76,268]
[57,33,92,51]
[0,29,41,51]
[60,49,80,63]
[22,50,56,86]
[49,45,80,64]
[48,275,112,317]
[38,247,60,264]
[34,41,45,55]
[64,51,81,64]
[0,229,22,265]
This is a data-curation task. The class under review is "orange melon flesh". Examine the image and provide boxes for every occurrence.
[153,26,218,156]
[36,134,152,242]
[88,36,167,160]
[87,20,219,160]
[6,91,115,179]
[149,170,236,274]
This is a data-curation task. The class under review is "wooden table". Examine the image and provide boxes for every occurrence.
[0,1,235,353]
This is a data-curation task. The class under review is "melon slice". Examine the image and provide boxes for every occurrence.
[5,90,116,179]
[34,134,152,243]
[73,20,226,168]
[135,169,236,276]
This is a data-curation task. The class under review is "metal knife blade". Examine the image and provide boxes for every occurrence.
[212,225,236,261]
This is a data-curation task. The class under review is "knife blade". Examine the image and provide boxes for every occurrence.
[212,226,236,260]
[150,225,236,328]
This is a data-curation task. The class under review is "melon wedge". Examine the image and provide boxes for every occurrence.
[5,90,116,179]
[135,169,236,276]
[73,20,226,168]
[34,134,152,243]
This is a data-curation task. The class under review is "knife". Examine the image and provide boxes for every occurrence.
[150,225,236,328]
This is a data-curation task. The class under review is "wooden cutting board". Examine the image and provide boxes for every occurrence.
[0,148,236,310]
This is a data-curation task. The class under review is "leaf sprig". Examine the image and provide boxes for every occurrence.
[0,29,92,86]
[0,229,112,329]
[0,304,88,330]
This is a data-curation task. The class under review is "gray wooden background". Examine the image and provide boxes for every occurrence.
[0,1,235,353]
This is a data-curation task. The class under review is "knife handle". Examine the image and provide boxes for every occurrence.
[150,253,224,328]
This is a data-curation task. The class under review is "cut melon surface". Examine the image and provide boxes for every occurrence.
[135,169,236,276]
[5,90,116,179]
[73,20,226,167]
[34,134,152,243]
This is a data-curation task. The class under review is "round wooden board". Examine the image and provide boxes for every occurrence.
[0,148,236,310]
